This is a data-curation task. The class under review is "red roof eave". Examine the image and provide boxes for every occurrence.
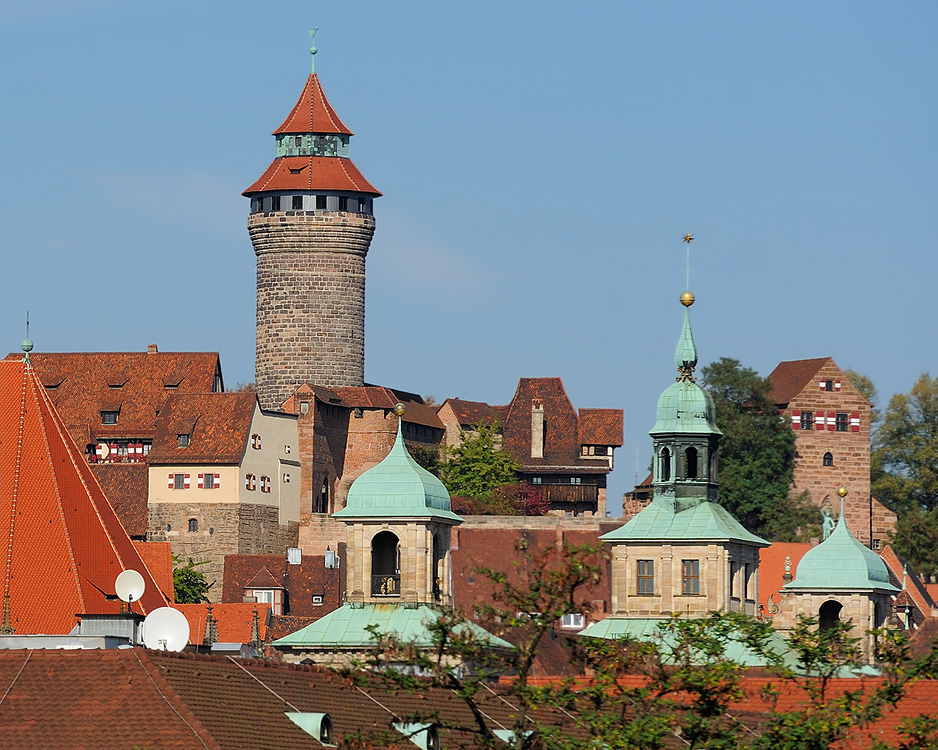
[243,157,381,197]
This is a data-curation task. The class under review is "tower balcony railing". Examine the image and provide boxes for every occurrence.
[372,574,401,597]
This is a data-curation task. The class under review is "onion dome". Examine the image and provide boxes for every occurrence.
[785,508,898,592]
[333,425,461,522]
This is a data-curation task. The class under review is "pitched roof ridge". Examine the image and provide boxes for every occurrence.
[312,72,344,133]
[336,156,364,191]
[131,649,221,750]
[28,366,87,613]
[2,362,29,602]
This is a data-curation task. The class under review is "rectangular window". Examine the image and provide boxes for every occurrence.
[101,411,118,425]
[682,560,700,595]
[835,413,848,431]
[173,473,185,490]
[358,198,368,213]
[253,590,274,605]
[338,196,348,211]
[637,560,655,594]
[177,433,189,447]
[531,477,542,484]
[316,195,327,210]
[825,379,834,391]
[251,434,261,449]
[561,613,585,629]
[294,135,302,147]
[204,473,215,489]
[271,196,281,211]
[292,195,303,210]
[800,411,814,430]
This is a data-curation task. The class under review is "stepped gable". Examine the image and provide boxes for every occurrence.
[578,408,624,446]
[0,360,167,634]
[148,391,256,464]
[274,73,353,135]
[767,357,832,406]
[3,350,222,445]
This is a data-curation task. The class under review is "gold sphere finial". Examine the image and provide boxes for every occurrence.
[837,486,848,498]
[393,402,406,417]
[680,290,695,307]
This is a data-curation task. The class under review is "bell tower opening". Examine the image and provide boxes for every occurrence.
[371,531,400,597]
[684,447,698,479]
[818,599,843,631]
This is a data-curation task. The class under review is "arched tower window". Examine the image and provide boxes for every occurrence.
[315,477,330,514]
[660,448,671,481]
[818,600,843,631]
[371,531,400,597]
[823,452,834,467]
[432,533,445,602]
[188,518,198,533]
[685,447,699,479]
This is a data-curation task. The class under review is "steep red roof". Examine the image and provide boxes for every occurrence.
[759,543,813,612]
[148,392,256,464]
[4,350,222,447]
[176,603,269,645]
[0,360,167,633]
[439,398,499,428]
[243,156,381,195]
[272,73,353,135]
[578,408,624,446]
[94,462,149,536]
[134,541,175,603]
[767,357,831,406]
[332,386,444,430]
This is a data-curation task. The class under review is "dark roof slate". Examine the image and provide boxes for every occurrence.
[767,357,831,406]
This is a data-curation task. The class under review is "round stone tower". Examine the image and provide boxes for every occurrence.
[244,46,381,410]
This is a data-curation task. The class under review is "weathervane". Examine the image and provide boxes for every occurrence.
[680,234,695,308]
[21,311,33,365]
[309,28,319,74]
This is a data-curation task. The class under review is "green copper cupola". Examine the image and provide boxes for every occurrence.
[650,291,722,510]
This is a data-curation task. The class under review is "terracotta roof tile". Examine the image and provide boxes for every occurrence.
[759,542,813,612]
[4,350,222,448]
[243,156,381,195]
[439,398,499,427]
[880,544,935,613]
[148,392,256,464]
[93,462,149,536]
[767,357,832,406]
[331,386,444,429]
[176,602,269,645]
[134,541,175,603]
[578,408,624,446]
[272,73,353,135]
[244,566,284,590]
[0,360,168,634]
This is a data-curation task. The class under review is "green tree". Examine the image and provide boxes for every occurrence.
[700,358,817,540]
[438,422,520,504]
[173,555,210,603]
[889,506,938,578]
[873,374,938,515]
[844,368,880,428]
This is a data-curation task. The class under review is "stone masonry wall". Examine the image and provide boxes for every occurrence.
[784,361,878,545]
[250,210,376,410]
[148,502,298,603]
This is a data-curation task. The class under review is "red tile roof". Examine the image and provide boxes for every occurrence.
[272,73,353,135]
[332,386,444,429]
[4,350,222,447]
[0,360,167,634]
[880,544,935,614]
[767,357,832,406]
[222,553,344,619]
[176,602,269,645]
[243,156,381,195]
[94,462,149,536]
[439,398,499,427]
[148,392,256,464]
[134,541,176,603]
[759,542,813,612]
[578,408,624,446]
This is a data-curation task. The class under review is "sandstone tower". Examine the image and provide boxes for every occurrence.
[244,43,381,410]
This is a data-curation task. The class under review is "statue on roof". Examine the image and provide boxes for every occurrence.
[821,506,835,541]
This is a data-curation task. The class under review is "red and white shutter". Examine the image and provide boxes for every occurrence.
[834,380,842,391]
[184,474,191,489]
[826,412,836,431]
[790,409,801,430]
[819,381,826,391]
[850,412,860,432]
[214,473,220,489]
[97,444,107,461]
[245,474,250,490]
[168,473,175,489]
[197,473,204,488]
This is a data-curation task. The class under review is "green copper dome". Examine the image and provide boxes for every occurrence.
[785,513,898,592]
[651,380,722,436]
[333,426,462,522]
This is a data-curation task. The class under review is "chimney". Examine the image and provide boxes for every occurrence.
[147,344,158,354]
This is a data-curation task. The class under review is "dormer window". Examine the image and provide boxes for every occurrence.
[101,411,118,425]
[177,434,190,448]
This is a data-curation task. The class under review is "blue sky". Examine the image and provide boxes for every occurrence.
[1,1,935,512]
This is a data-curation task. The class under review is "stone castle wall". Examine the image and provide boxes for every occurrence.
[250,210,376,410]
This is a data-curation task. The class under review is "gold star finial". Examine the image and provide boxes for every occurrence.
[683,233,694,244]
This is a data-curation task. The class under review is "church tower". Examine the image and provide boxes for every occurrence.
[244,35,381,410]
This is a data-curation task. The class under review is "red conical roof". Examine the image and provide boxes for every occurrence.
[243,156,381,196]
[0,360,167,634]
[273,73,353,136]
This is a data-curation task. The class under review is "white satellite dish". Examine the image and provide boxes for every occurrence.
[142,607,190,652]
[115,569,146,603]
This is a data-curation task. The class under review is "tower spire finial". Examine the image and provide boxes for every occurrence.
[675,236,697,381]
[309,28,319,74]
[21,311,33,365]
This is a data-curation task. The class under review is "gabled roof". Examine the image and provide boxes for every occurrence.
[332,385,445,430]
[0,360,167,633]
[242,155,381,196]
[272,73,353,135]
[244,566,284,590]
[148,392,256,464]
[767,357,832,406]
[94,462,149,536]
[578,408,624,446]
[4,350,222,445]
[438,398,499,428]
[879,544,934,612]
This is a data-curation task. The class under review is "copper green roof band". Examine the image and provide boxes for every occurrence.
[273,603,511,649]
[333,423,462,522]
[600,499,767,545]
